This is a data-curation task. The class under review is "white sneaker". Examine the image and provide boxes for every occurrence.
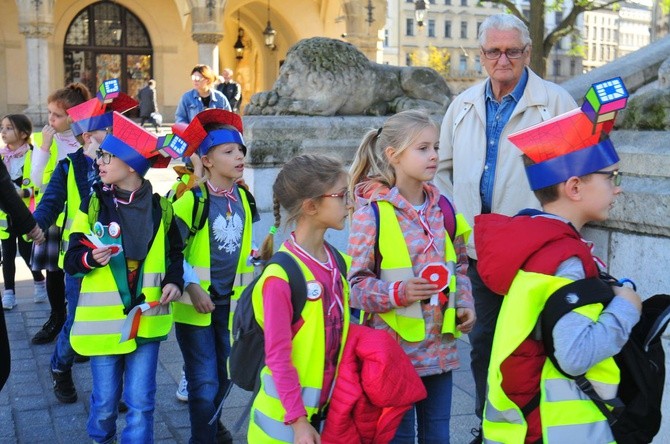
[176,370,188,402]
[2,290,16,310]
[33,281,47,303]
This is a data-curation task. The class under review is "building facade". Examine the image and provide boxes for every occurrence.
[0,0,387,125]
[583,0,653,73]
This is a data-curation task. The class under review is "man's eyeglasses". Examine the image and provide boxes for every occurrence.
[481,45,528,60]
[319,190,352,205]
[592,169,623,186]
[96,150,116,165]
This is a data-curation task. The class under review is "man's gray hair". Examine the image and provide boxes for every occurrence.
[478,14,531,47]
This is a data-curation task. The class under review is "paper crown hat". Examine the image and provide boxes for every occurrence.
[508,77,628,191]
[100,112,186,177]
[171,109,245,157]
[67,79,138,136]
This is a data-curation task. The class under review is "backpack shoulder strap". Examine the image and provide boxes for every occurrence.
[541,277,615,377]
[267,251,307,325]
[158,195,174,234]
[238,185,259,221]
[190,183,209,236]
[438,194,457,241]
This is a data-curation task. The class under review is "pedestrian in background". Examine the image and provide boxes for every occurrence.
[138,79,160,132]
[216,68,242,113]
[175,64,231,180]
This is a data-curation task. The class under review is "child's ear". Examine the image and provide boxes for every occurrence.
[384,146,398,164]
[301,198,319,216]
[200,155,213,169]
[563,176,583,201]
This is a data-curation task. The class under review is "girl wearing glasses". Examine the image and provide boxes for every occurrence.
[246,154,352,444]
[348,110,476,443]
[0,114,46,310]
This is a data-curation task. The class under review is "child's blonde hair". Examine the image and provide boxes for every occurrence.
[259,154,346,261]
[349,109,438,193]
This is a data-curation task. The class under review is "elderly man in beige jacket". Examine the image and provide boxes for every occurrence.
[434,13,576,443]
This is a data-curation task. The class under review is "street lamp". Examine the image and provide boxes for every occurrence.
[414,0,427,29]
[234,29,245,60]
[263,0,277,50]
[233,10,245,60]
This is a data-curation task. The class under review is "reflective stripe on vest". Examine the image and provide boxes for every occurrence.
[262,373,321,409]
[70,202,172,356]
[59,159,83,269]
[483,271,619,444]
[247,246,350,444]
[253,410,294,443]
[375,200,466,342]
[171,186,254,327]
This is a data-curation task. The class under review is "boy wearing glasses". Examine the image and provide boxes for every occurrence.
[434,14,577,441]
[33,79,137,405]
[473,78,642,443]
[64,111,184,444]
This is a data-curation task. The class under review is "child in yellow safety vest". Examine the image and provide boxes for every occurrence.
[246,154,352,444]
[64,111,183,444]
[0,114,46,310]
[347,109,476,443]
[170,108,259,443]
[30,83,92,345]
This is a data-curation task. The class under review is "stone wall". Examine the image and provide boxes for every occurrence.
[242,115,670,442]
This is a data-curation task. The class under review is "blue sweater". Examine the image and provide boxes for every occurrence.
[33,148,97,231]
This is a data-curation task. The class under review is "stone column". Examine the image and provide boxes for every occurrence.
[192,32,223,70]
[18,0,55,126]
[342,0,386,62]
[190,2,225,70]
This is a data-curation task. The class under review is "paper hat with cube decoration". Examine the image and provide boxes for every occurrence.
[508,77,628,191]
[171,109,245,157]
[67,79,138,136]
[99,112,185,177]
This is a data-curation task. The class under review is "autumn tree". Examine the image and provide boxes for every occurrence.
[488,0,621,78]
[409,45,451,77]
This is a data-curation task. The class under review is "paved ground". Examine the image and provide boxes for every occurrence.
[0,164,480,443]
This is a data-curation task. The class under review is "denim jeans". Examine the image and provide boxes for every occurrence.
[391,371,453,444]
[175,304,231,444]
[87,341,160,444]
[50,273,81,372]
[467,259,503,420]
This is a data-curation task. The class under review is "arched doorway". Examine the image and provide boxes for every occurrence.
[63,1,152,108]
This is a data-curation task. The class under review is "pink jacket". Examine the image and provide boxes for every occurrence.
[321,324,427,444]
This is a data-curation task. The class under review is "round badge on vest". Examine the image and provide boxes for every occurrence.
[93,221,104,238]
[108,222,121,238]
[22,178,31,186]
[306,281,323,300]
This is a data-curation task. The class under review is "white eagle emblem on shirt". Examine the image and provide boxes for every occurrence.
[212,212,243,253]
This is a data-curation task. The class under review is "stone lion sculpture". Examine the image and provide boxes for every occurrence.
[245,37,451,116]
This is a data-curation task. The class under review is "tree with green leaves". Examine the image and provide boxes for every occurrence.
[488,0,623,78]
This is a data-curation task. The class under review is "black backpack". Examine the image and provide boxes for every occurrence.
[229,243,347,392]
[541,278,670,444]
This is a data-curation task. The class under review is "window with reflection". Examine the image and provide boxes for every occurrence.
[64,1,152,103]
